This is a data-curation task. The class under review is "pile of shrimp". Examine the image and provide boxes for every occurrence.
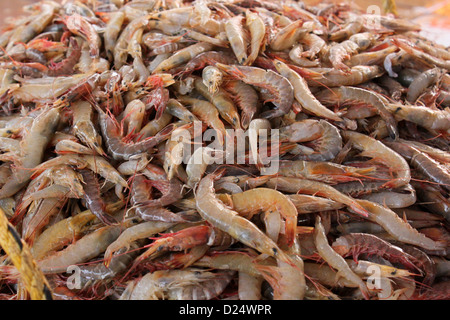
[0,0,448,301]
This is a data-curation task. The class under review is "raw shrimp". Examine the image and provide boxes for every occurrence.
[386,103,450,135]
[33,154,128,190]
[329,15,363,42]
[395,139,450,164]
[185,147,219,188]
[163,122,196,180]
[130,175,192,223]
[80,169,118,225]
[151,244,210,270]
[104,11,125,60]
[346,46,398,67]
[277,160,375,184]
[64,14,101,59]
[141,176,185,208]
[217,188,298,246]
[244,10,266,66]
[280,120,343,162]
[130,225,213,268]
[358,184,417,208]
[98,108,175,160]
[395,243,437,287]
[104,221,174,266]
[222,80,260,130]
[354,199,446,252]
[216,63,294,119]
[347,259,414,279]
[265,176,370,218]
[10,2,58,47]
[257,254,305,300]
[181,51,238,76]
[114,15,150,69]
[201,66,223,94]
[406,67,445,103]
[55,139,96,155]
[139,113,174,139]
[37,224,122,274]
[121,268,234,300]
[303,262,358,289]
[306,65,384,87]
[391,37,450,71]
[21,197,67,245]
[78,243,140,289]
[176,95,226,145]
[193,77,241,129]
[314,216,370,300]
[315,86,398,139]
[71,100,105,155]
[287,194,344,213]
[193,250,262,276]
[120,99,146,136]
[195,170,294,265]
[376,74,405,101]
[342,131,410,189]
[299,33,327,59]
[181,29,228,48]
[331,233,418,271]
[269,20,305,51]
[383,140,450,191]
[328,40,361,71]
[238,271,264,300]
[273,59,342,122]
[165,99,198,123]
[225,15,248,64]
[152,42,214,74]
[0,107,60,199]
[31,210,96,260]
[47,38,81,77]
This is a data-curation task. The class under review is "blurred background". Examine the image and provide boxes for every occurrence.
[1,0,450,45]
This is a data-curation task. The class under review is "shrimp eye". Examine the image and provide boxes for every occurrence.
[272,247,278,255]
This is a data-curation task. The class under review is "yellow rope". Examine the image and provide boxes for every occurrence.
[0,207,52,300]
[383,0,399,16]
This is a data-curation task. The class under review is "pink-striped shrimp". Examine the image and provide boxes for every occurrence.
[331,233,418,271]
[223,80,260,130]
[130,175,194,223]
[97,108,175,160]
[216,64,294,119]
[63,14,101,59]
[315,86,398,139]
[129,225,213,270]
